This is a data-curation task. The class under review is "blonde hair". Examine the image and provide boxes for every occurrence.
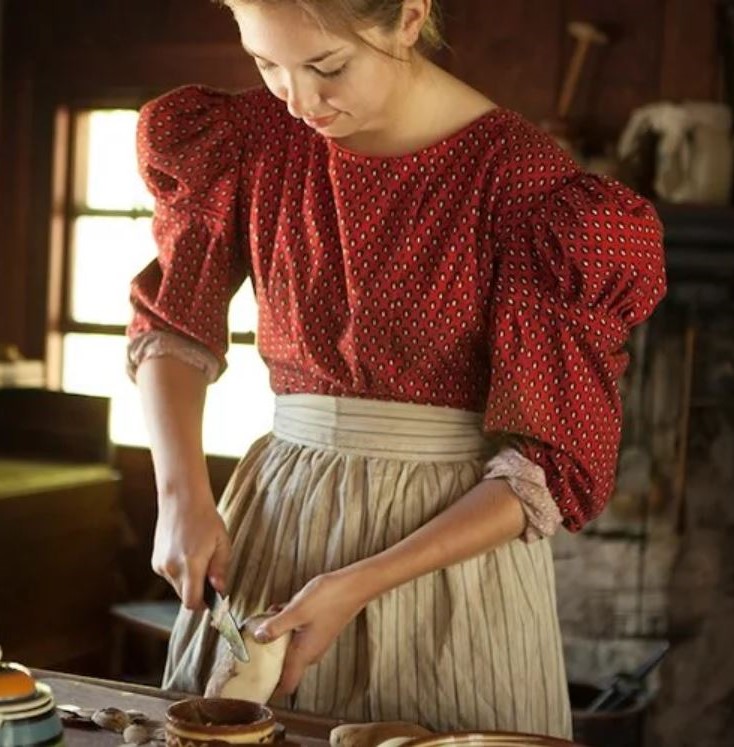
[216,0,444,52]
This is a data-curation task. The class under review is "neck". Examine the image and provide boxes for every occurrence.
[334,59,495,158]
[337,55,444,157]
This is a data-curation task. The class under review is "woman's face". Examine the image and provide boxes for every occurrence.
[231,2,415,141]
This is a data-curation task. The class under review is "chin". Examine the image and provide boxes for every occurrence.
[323,119,360,140]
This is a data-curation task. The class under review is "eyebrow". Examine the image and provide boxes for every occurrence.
[244,46,346,65]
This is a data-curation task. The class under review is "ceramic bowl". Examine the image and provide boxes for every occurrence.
[403,732,585,747]
[165,697,275,746]
[0,664,64,747]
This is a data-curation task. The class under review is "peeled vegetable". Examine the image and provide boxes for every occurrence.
[205,612,291,703]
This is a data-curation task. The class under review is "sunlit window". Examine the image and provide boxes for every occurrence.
[57,109,273,456]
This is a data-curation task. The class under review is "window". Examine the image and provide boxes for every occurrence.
[51,107,274,457]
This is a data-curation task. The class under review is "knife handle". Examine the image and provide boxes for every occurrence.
[203,577,218,611]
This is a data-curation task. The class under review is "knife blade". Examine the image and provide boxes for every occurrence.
[203,578,250,663]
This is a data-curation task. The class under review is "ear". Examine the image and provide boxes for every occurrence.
[397,0,432,48]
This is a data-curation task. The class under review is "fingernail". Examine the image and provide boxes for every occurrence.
[254,627,271,643]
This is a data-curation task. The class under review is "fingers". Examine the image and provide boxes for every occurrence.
[180,569,207,610]
[253,603,299,643]
[151,513,233,610]
[273,632,309,696]
[256,601,333,696]
[152,555,208,609]
[151,556,182,599]
[207,535,233,593]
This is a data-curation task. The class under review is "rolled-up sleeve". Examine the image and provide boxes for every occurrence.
[485,135,666,530]
[127,85,250,379]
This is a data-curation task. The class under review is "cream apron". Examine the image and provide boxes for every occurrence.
[163,394,572,739]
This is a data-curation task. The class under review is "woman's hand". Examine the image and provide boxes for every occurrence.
[253,569,370,695]
[152,490,232,609]
[253,479,526,694]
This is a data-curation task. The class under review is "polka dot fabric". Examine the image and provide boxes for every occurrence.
[129,85,666,531]
[129,87,251,362]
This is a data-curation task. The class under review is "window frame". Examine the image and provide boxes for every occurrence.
[46,95,261,453]
[48,95,256,383]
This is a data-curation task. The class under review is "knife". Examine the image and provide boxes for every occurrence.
[203,578,250,663]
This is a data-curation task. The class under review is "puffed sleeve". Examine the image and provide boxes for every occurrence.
[127,85,251,377]
[486,122,666,531]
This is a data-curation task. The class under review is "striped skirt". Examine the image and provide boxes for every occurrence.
[162,395,572,739]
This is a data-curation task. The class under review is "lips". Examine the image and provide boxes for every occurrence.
[305,112,338,129]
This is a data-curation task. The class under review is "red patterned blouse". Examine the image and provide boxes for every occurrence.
[129,85,666,531]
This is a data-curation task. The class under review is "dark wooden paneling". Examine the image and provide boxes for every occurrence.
[660,0,719,100]
[52,45,260,100]
[6,0,237,53]
[0,57,33,351]
[442,0,563,123]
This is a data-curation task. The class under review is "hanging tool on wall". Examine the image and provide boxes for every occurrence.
[559,22,610,121]
[585,641,670,712]
[543,21,609,156]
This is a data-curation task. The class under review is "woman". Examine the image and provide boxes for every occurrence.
[127,0,666,738]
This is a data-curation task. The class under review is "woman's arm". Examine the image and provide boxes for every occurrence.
[257,478,526,694]
[136,355,232,608]
[349,476,525,597]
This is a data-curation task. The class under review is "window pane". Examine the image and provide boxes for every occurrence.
[202,344,274,456]
[62,334,274,458]
[85,110,153,210]
[62,334,149,447]
[71,216,156,325]
[229,278,258,334]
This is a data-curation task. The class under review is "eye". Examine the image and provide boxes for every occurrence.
[312,63,348,79]
[256,60,276,73]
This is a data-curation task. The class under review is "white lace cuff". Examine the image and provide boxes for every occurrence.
[127,330,221,383]
[483,447,563,542]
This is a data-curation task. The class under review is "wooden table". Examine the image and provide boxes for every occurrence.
[34,670,335,747]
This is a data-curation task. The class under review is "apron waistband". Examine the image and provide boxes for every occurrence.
[273,394,490,461]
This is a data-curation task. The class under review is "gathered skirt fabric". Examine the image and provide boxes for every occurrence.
[163,395,572,739]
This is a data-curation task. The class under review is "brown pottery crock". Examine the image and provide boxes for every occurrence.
[165,697,275,746]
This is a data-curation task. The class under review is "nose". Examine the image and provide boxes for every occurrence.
[284,74,321,119]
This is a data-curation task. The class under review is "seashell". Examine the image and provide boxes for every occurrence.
[124,710,149,725]
[92,707,131,733]
[56,704,97,726]
[123,724,152,744]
